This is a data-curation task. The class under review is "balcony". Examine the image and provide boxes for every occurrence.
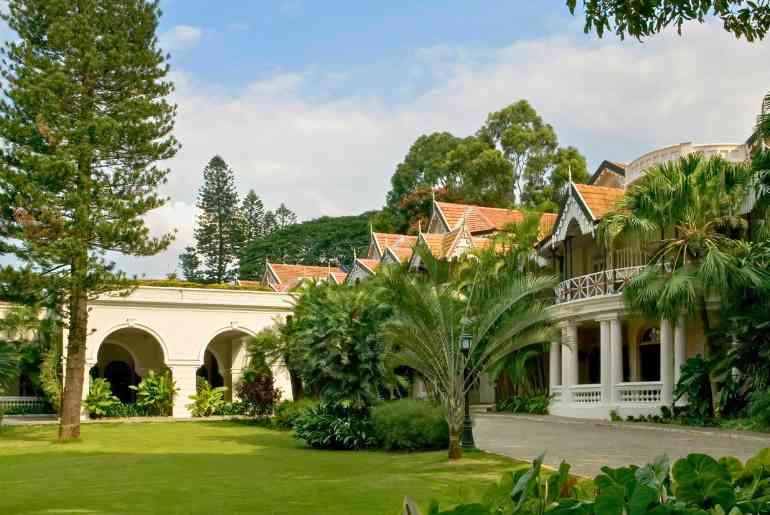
[554,266,645,304]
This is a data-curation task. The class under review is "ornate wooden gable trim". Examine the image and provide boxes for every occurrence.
[548,182,596,246]
[344,259,376,285]
[427,199,451,234]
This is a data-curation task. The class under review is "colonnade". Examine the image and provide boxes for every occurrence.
[549,314,688,418]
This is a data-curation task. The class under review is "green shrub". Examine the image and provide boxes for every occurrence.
[495,392,551,415]
[187,377,227,417]
[130,369,177,416]
[293,402,377,450]
[748,389,770,429]
[237,370,281,418]
[408,448,770,514]
[274,399,319,429]
[82,378,120,419]
[371,399,448,451]
[214,401,246,416]
[103,402,148,418]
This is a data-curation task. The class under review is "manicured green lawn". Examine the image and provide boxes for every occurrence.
[0,421,522,514]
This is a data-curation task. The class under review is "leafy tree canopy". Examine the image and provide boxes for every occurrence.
[380,101,587,233]
[239,212,373,279]
[567,0,770,41]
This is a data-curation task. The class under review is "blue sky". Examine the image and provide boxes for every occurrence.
[159,1,576,97]
[2,2,769,277]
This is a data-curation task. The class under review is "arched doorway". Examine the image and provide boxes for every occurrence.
[94,327,166,402]
[200,328,254,401]
[197,351,224,388]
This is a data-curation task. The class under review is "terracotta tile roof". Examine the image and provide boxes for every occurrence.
[386,245,413,262]
[435,201,554,235]
[328,271,348,284]
[538,213,558,239]
[265,263,344,291]
[574,183,625,219]
[372,232,417,253]
[441,228,463,257]
[356,258,380,273]
[236,280,261,287]
[419,233,446,257]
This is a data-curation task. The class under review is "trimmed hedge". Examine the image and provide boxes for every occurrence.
[371,399,448,451]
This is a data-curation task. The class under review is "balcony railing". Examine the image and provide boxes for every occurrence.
[554,266,645,304]
[570,384,602,405]
[551,382,664,406]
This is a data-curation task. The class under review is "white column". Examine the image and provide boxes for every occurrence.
[610,318,623,383]
[599,319,611,404]
[270,362,294,403]
[560,321,578,402]
[81,362,95,420]
[549,340,561,390]
[228,368,243,402]
[171,364,200,418]
[629,338,640,382]
[674,318,687,405]
[660,319,674,406]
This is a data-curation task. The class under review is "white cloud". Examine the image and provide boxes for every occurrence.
[160,25,203,52]
[129,22,769,277]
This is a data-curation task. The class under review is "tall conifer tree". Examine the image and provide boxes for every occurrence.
[0,0,178,440]
[193,156,240,283]
[232,189,265,256]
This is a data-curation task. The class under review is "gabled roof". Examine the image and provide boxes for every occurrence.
[433,201,524,234]
[383,245,413,263]
[263,263,344,292]
[539,182,626,248]
[344,258,381,285]
[574,183,625,220]
[372,232,417,254]
[432,201,558,243]
[588,160,626,185]
[355,258,380,274]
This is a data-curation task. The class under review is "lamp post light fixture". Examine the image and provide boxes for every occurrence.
[460,331,475,450]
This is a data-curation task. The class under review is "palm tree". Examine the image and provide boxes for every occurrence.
[0,341,18,388]
[599,154,767,414]
[380,246,555,459]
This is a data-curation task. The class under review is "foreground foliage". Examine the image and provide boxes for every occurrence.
[408,448,770,514]
[567,0,770,41]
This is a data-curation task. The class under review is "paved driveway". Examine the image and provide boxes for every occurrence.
[474,413,770,477]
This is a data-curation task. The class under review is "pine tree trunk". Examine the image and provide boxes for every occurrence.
[59,285,88,441]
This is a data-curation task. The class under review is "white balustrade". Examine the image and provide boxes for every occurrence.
[551,386,563,403]
[0,396,50,412]
[615,382,663,404]
[554,266,645,304]
[570,384,602,405]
